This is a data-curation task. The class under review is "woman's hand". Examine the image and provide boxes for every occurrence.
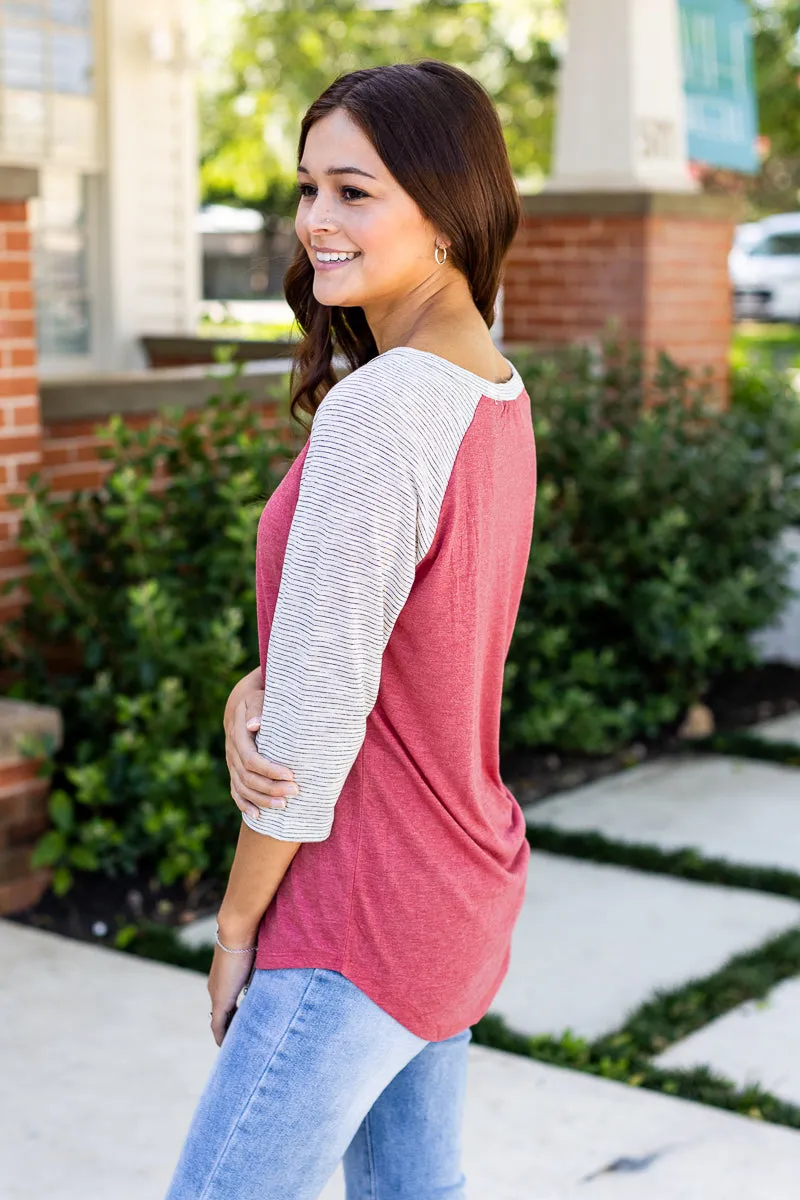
[208,941,256,1047]
[224,671,299,821]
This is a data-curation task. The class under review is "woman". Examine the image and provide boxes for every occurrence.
[166,59,536,1200]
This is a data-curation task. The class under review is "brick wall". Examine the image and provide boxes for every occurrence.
[503,192,740,403]
[0,700,62,916]
[0,198,41,622]
[40,394,290,503]
[41,413,143,499]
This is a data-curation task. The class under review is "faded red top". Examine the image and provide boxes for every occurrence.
[246,347,536,1040]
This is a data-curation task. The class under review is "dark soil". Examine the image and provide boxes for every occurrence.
[8,662,800,951]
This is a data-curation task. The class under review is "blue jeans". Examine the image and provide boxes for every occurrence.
[165,966,472,1199]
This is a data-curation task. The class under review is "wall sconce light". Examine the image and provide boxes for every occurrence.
[148,23,176,65]
[147,21,197,70]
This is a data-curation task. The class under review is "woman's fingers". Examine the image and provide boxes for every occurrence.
[232,770,292,809]
[245,690,263,728]
[230,741,298,802]
[224,693,297,803]
[231,781,261,821]
[235,694,295,785]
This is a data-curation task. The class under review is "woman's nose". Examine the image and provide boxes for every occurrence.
[307,195,337,232]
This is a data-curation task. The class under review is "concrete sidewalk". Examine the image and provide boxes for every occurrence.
[3,920,800,1200]
[518,747,800,1119]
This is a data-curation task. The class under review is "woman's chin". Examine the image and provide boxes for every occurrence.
[312,280,359,307]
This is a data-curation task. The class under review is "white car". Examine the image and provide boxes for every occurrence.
[730,213,800,322]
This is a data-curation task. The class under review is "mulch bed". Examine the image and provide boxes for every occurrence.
[7,663,800,951]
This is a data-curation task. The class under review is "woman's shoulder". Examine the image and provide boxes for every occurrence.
[326,347,429,405]
[321,344,509,422]
[313,349,431,441]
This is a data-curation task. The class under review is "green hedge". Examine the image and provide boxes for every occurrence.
[3,342,799,891]
[501,343,800,753]
[1,365,292,894]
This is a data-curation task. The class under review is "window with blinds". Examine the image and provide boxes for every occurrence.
[0,2,96,359]
[0,0,97,165]
[28,166,91,357]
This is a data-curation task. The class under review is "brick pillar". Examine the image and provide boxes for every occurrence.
[0,699,62,914]
[0,168,41,621]
[503,192,741,404]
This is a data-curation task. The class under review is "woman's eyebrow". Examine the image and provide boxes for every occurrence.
[297,164,377,179]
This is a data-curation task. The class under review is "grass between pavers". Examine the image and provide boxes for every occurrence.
[113,734,800,1126]
[477,915,800,1128]
[116,917,800,1130]
[525,823,800,903]
[690,732,800,768]
[471,1012,800,1128]
[523,731,800,902]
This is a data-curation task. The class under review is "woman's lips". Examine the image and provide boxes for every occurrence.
[313,252,362,272]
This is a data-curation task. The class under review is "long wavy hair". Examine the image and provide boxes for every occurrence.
[284,59,522,428]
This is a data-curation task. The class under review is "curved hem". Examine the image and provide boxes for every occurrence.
[253,951,495,1042]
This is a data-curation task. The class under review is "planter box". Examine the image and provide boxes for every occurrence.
[141,335,298,369]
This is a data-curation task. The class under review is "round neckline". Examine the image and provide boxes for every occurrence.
[379,345,524,402]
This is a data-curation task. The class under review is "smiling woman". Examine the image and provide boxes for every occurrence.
[284,60,521,425]
[165,59,535,1200]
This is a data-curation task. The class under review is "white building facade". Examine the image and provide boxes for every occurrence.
[0,0,200,374]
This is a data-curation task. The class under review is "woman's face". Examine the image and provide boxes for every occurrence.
[295,107,444,313]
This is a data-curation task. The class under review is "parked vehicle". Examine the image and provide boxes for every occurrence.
[730,213,800,323]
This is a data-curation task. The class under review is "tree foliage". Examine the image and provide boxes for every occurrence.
[199,0,562,213]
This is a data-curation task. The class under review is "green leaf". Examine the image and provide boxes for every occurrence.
[51,865,73,896]
[68,846,99,871]
[114,924,140,949]
[48,790,74,833]
[29,830,66,868]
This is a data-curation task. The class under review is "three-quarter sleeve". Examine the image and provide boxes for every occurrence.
[241,381,419,841]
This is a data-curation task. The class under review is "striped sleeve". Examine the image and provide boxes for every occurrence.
[241,377,419,842]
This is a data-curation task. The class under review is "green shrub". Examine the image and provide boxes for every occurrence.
[4,342,800,894]
[501,340,800,754]
[1,365,292,894]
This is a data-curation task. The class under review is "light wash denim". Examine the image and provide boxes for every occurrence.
[164,966,472,1200]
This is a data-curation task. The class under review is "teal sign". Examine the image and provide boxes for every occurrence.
[678,0,759,173]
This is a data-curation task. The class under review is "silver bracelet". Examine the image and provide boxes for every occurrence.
[215,924,258,954]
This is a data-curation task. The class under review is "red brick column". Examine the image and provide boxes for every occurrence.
[0,700,62,915]
[503,192,741,404]
[0,169,41,622]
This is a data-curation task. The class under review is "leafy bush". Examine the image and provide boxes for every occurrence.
[1,365,293,894]
[4,342,800,894]
[501,340,800,754]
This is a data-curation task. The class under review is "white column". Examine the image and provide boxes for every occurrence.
[547,0,698,193]
[95,0,200,370]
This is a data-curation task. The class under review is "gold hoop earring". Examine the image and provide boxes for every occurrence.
[434,243,448,265]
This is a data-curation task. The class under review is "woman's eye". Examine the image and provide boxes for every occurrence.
[295,184,368,202]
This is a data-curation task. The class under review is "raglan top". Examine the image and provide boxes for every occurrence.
[243,345,537,1041]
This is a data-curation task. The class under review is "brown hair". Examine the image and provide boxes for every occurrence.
[284,59,521,428]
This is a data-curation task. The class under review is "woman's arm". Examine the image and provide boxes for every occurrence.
[216,821,301,946]
[208,675,302,1045]
[208,825,301,1046]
